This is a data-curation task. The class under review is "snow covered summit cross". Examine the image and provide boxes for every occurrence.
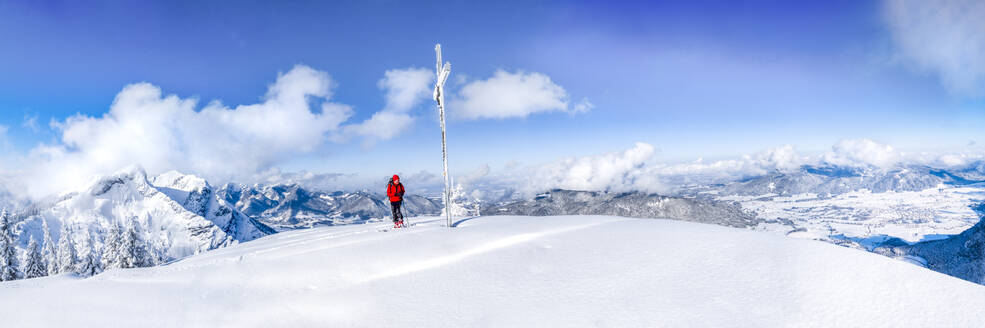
[433,44,453,228]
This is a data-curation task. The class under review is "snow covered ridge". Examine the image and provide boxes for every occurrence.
[0,167,275,280]
[485,189,757,228]
[2,215,984,327]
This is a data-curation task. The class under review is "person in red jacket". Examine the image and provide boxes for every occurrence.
[387,174,405,228]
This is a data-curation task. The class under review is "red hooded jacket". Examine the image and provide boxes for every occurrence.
[387,175,405,202]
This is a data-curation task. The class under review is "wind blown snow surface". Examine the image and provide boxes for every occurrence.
[2,215,984,327]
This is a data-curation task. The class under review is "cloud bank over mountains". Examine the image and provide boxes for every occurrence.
[459,138,985,199]
[4,64,587,199]
[0,58,976,201]
[822,139,901,168]
[489,142,660,196]
[24,65,352,198]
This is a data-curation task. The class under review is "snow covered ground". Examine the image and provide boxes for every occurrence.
[719,185,985,245]
[2,215,985,327]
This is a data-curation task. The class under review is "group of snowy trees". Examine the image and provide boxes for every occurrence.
[0,211,153,282]
[442,182,481,218]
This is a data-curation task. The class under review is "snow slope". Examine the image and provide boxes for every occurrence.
[3,215,985,327]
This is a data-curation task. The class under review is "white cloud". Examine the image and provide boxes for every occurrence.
[406,170,440,185]
[469,143,810,199]
[884,0,985,95]
[553,142,655,191]
[645,145,807,185]
[340,111,415,143]
[490,143,660,196]
[22,114,40,133]
[572,98,594,114]
[340,68,432,145]
[452,70,588,120]
[379,68,433,112]
[0,125,10,156]
[936,153,971,167]
[468,140,981,197]
[753,145,805,172]
[822,138,900,168]
[443,136,985,201]
[248,167,357,190]
[459,164,490,186]
[903,147,985,168]
[19,65,353,198]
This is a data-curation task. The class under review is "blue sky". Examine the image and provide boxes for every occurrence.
[0,0,982,195]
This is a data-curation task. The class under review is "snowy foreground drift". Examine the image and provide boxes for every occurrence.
[3,216,985,327]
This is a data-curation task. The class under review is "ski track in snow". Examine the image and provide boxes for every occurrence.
[162,218,448,273]
[359,219,616,283]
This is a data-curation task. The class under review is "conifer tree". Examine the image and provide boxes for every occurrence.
[154,232,172,265]
[76,230,101,277]
[0,210,22,281]
[56,224,78,274]
[41,219,58,275]
[102,223,122,269]
[22,236,47,279]
[119,219,150,268]
[442,182,480,218]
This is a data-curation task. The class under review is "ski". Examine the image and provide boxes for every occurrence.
[378,219,407,232]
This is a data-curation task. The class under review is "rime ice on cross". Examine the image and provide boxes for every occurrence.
[433,44,453,228]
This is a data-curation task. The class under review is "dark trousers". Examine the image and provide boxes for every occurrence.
[390,200,403,223]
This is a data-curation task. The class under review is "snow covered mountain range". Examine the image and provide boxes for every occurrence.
[695,163,985,197]
[7,168,446,266]
[0,168,446,281]
[2,161,984,288]
[217,183,442,230]
[13,167,274,266]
